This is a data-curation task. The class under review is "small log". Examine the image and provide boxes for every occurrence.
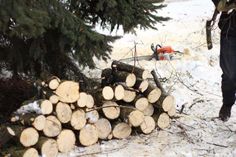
[112,123,132,139]
[39,100,53,115]
[102,86,114,100]
[43,116,62,137]
[155,95,175,112]
[134,97,149,111]
[153,113,170,129]
[57,129,76,153]
[102,101,120,120]
[133,79,149,93]
[107,133,113,140]
[86,109,99,124]
[36,137,58,157]
[143,85,161,103]
[56,102,72,123]
[79,124,98,146]
[70,109,86,130]
[8,147,39,157]
[20,127,39,147]
[113,71,136,87]
[32,115,46,131]
[70,104,76,110]
[112,60,150,79]
[120,108,144,127]
[48,76,60,90]
[122,90,136,103]
[77,92,87,107]
[151,70,165,93]
[55,81,80,103]
[49,95,59,104]
[94,118,112,140]
[101,68,114,87]
[86,94,95,108]
[114,84,125,100]
[143,104,154,116]
[167,104,176,117]
[140,116,156,134]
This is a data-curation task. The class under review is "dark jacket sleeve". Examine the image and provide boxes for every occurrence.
[212,0,220,6]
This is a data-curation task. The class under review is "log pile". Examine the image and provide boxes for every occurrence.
[1,60,176,157]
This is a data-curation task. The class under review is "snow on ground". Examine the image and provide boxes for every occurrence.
[61,0,236,156]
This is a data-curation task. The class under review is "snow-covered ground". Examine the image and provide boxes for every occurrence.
[60,0,236,156]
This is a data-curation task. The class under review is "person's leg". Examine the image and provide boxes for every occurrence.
[219,35,236,121]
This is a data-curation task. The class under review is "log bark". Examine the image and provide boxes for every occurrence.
[55,102,72,123]
[112,123,132,139]
[36,137,58,157]
[143,85,161,103]
[102,101,120,120]
[70,109,86,130]
[120,108,144,127]
[151,70,165,93]
[101,68,114,87]
[57,129,76,153]
[112,60,150,79]
[155,95,175,112]
[79,124,98,146]
[7,147,39,157]
[55,81,80,103]
[143,104,154,116]
[47,76,61,90]
[140,116,156,134]
[113,71,136,87]
[39,100,53,115]
[94,118,112,140]
[86,109,99,124]
[133,79,149,93]
[122,89,136,103]
[43,116,62,137]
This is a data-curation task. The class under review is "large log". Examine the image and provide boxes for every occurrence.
[94,118,112,140]
[143,85,161,103]
[55,81,80,103]
[112,123,132,139]
[120,108,144,127]
[70,109,86,130]
[113,71,136,87]
[57,129,76,153]
[79,124,98,146]
[7,147,39,157]
[102,101,120,120]
[112,60,150,80]
[43,116,62,137]
[36,137,58,157]
[140,116,156,134]
[55,102,72,123]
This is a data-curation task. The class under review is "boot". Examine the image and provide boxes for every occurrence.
[219,104,232,122]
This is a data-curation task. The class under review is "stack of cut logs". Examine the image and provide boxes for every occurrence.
[2,61,176,157]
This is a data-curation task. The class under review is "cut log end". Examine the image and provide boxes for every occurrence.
[38,138,58,157]
[142,70,150,80]
[148,88,161,103]
[57,129,76,153]
[70,110,86,130]
[157,113,170,129]
[114,85,125,100]
[122,90,136,103]
[102,86,114,100]
[49,95,59,104]
[77,92,87,107]
[40,100,53,115]
[135,97,149,111]
[48,78,60,90]
[94,118,112,140]
[126,73,136,87]
[86,94,95,108]
[162,95,175,112]
[112,123,132,139]
[168,104,176,117]
[143,104,154,116]
[43,116,62,137]
[79,124,98,146]
[32,115,46,131]
[128,110,144,127]
[139,80,149,93]
[20,127,39,147]
[102,101,120,120]
[56,102,72,123]
[140,116,156,134]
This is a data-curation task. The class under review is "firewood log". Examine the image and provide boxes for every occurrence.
[7,147,39,157]
[114,84,125,100]
[94,118,112,140]
[143,104,154,116]
[143,85,161,103]
[70,109,86,130]
[122,89,136,103]
[153,112,170,129]
[86,109,99,124]
[55,81,80,103]
[77,92,87,107]
[167,104,176,117]
[112,122,132,139]
[57,129,76,153]
[140,116,156,134]
[155,95,175,112]
[36,137,58,157]
[134,96,149,111]
[113,71,136,87]
[102,86,114,100]
[49,95,59,104]
[111,60,150,79]
[133,79,149,93]
[55,102,72,123]
[120,108,144,127]
[39,100,53,115]
[79,124,98,146]
[47,76,61,90]
[43,116,62,137]
[102,101,120,120]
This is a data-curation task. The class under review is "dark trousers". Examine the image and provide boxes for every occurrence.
[220,35,236,106]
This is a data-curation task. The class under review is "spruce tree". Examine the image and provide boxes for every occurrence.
[0,0,168,81]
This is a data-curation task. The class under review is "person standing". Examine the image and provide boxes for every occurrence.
[211,0,236,121]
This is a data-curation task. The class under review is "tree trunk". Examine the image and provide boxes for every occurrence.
[79,124,98,146]
[70,109,86,130]
[43,116,62,137]
[55,81,80,103]
[143,85,161,103]
[94,118,112,140]
[140,116,156,134]
[112,122,132,139]
[36,137,58,157]
[102,101,120,120]
[57,129,76,153]
[112,60,150,79]
[55,102,72,124]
